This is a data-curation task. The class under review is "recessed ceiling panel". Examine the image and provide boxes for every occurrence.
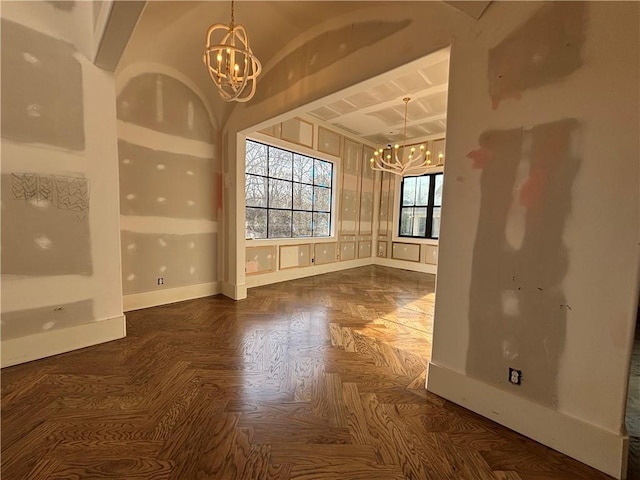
[309,106,340,121]
[327,99,358,115]
[418,91,448,113]
[367,107,405,126]
[419,60,449,86]
[345,91,380,109]
[406,101,429,121]
[419,120,446,135]
[394,72,431,93]
[370,82,405,103]
[406,124,431,137]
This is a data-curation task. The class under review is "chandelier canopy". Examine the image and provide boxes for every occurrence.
[369,97,442,176]
[203,0,261,102]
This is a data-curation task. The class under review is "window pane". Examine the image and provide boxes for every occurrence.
[313,212,330,236]
[434,174,443,206]
[293,183,313,210]
[246,141,267,176]
[268,210,292,238]
[400,208,414,236]
[268,179,292,209]
[413,207,427,236]
[402,177,417,206]
[246,207,267,239]
[314,186,331,212]
[293,211,312,237]
[293,154,314,184]
[245,174,267,207]
[314,160,332,187]
[416,176,430,205]
[432,207,441,238]
[269,147,293,180]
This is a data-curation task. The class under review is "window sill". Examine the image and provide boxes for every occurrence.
[246,236,337,245]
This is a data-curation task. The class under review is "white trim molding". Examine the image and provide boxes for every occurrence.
[375,257,437,275]
[427,362,628,479]
[1,315,126,368]
[246,257,373,289]
[124,281,222,311]
[221,281,248,301]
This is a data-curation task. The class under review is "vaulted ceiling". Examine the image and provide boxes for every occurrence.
[115,1,490,137]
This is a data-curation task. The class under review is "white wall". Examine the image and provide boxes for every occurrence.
[1,1,125,366]
[429,2,639,478]
[243,119,378,291]
[115,64,221,311]
[218,2,639,477]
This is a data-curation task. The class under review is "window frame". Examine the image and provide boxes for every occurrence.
[245,139,335,240]
[398,172,443,240]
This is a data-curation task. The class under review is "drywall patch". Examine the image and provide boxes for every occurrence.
[466,119,580,408]
[0,19,85,150]
[251,20,410,104]
[1,299,93,340]
[118,140,214,220]
[46,1,76,11]
[1,173,92,276]
[488,2,586,109]
[118,73,213,143]
[121,231,217,295]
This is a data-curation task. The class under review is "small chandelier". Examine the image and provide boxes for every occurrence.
[203,0,261,102]
[369,97,441,176]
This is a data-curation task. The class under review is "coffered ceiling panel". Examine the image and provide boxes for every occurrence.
[307,47,450,146]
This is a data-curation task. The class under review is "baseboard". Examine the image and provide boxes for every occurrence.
[374,257,437,275]
[123,281,221,311]
[246,257,374,289]
[426,362,628,479]
[221,281,247,300]
[1,315,126,368]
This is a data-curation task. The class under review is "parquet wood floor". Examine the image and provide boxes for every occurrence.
[2,266,614,479]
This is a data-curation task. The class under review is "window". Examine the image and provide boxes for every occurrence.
[245,140,333,239]
[399,173,443,239]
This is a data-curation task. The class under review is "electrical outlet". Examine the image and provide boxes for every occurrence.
[157,277,164,285]
[508,368,522,385]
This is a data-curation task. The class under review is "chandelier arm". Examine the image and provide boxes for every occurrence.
[380,156,401,169]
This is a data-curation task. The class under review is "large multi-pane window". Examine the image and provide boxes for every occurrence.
[245,140,333,239]
[399,173,443,239]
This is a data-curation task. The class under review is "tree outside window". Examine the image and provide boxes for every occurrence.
[245,140,333,239]
[399,173,443,239]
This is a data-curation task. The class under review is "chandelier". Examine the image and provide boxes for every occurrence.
[369,97,442,176]
[203,0,262,102]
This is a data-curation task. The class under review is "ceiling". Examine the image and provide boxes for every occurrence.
[117,2,489,136]
[306,47,449,145]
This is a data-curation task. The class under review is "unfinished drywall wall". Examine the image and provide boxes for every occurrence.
[1,1,124,366]
[217,1,637,476]
[242,119,376,290]
[1,173,92,276]
[117,73,213,143]
[428,2,638,477]
[116,69,219,302]
[2,299,93,340]
[118,140,213,220]
[251,20,409,105]
[1,19,85,150]
[465,119,580,407]
[121,231,217,294]
[488,2,586,109]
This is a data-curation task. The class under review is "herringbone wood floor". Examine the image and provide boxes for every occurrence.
[2,266,614,479]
